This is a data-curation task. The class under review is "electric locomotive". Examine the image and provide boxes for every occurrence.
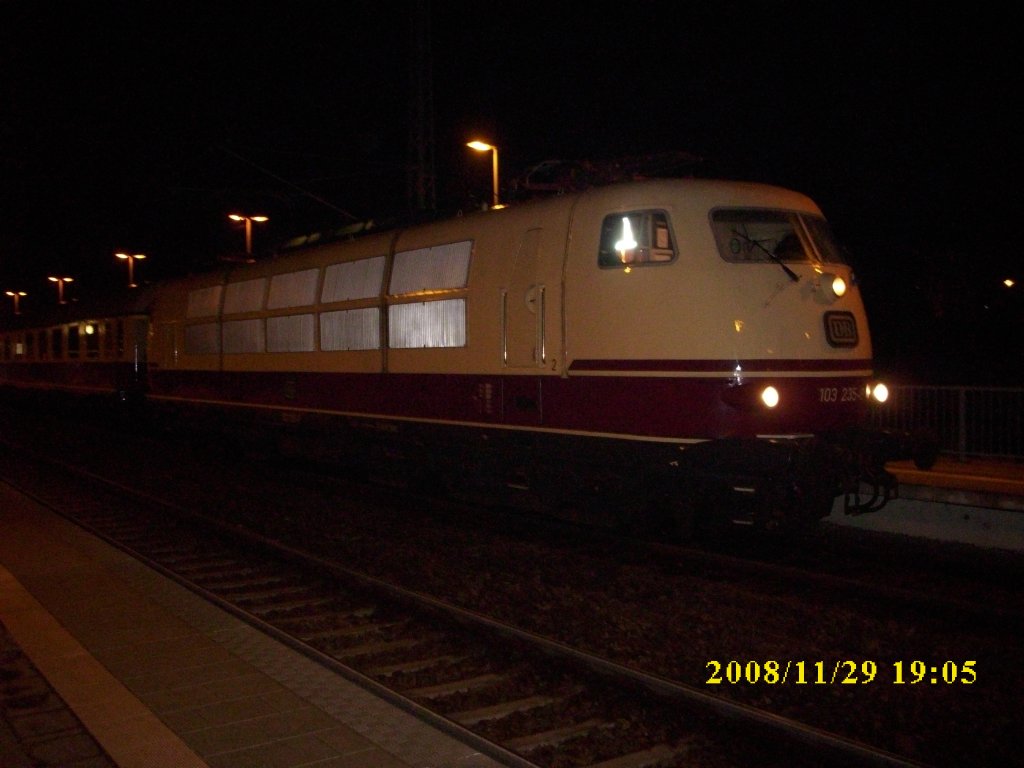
[0,178,928,537]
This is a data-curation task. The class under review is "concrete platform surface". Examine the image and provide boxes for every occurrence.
[0,482,502,768]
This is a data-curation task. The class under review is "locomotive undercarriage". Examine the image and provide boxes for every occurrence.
[123,397,937,542]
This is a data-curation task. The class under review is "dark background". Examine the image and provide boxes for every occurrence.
[1,2,1019,383]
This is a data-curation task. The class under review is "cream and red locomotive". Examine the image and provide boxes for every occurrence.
[1,178,928,536]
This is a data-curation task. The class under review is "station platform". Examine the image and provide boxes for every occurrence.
[826,456,1024,551]
[0,482,502,768]
[887,456,1024,505]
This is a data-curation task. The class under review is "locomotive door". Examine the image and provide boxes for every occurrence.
[502,227,544,425]
[504,228,545,368]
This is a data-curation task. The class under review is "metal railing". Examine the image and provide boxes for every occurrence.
[869,385,1024,461]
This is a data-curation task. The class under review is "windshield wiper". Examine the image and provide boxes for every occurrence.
[730,229,800,282]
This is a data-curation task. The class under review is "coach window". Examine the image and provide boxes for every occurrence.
[103,321,114,357]
[51,328,63,359]
[598,211,675,267]
[25,332,35,360]
[84,324,100,358]
[67,325,80,358]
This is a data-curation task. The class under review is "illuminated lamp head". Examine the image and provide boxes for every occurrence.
[866,382,889,403]
[760,385,780,408]
[816,271,847,299]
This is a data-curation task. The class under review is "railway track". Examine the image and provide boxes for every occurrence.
[0,440,918,768]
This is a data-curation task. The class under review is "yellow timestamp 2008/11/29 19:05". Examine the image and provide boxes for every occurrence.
[705,660,977,686]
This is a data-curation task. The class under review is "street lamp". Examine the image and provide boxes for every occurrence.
[466,140,502,208]
[228,214,269,258]
[115,252,146,288]
[48,276,74,304]
[5,291,26,315]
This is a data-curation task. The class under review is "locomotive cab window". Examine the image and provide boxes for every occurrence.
[711,208,847,265]
[598,211,675,267]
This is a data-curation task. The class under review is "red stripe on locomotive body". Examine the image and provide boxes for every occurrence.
[568,358,873,374]
[148,367,870,441]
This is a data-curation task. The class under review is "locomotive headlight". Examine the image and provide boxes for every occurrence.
[867,382,889,403]
[818,272,846,298]
[760,385,780,408]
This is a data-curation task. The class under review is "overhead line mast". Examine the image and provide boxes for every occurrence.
[407,0,436,215]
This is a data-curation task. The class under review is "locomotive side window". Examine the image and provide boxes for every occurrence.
[598,211,675,267]
[223,278,267,314]
[268,269,319,309]
[320,256,386,350]
[185,323,220,355]
[390,241,471,293]
[387,241,471,349]
[223,318,264,353]
[267,314,315,352]
[321,308,381,351]
[322,256,385,302]
[187,285,222,318]
[389,299,466,349]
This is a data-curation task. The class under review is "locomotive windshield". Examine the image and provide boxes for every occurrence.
[711,209,847,266]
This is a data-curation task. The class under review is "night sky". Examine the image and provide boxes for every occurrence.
[1,2,1019,382]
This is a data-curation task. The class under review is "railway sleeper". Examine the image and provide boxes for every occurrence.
[448,694,556,726]
[225,583,315,601]
[503,717,606,750]
[404,672,503,699]
[587,743,681,768]
[271,605,379,630]
[191,574,292,590]
[169,560,260,576]
[367,653,469,678]
[326,636,423,660]
[293,619,407,643]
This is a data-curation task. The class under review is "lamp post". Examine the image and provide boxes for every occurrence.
[466,140,501,208]
[48,276,74,304]
[228,214,269,258]
[115,252,146,288]
[5,291,26,315]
